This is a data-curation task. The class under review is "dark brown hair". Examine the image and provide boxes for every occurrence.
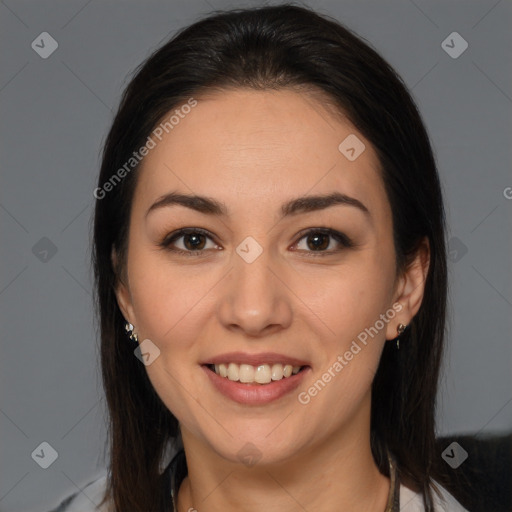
[93,4,449,511]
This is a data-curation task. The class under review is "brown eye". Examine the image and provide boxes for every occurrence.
[305,232,330,251]
[160,228,220,255]
[293,228,354,254]
[182,232,207,250]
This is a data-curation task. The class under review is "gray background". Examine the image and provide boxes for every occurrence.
[1,0,511,510]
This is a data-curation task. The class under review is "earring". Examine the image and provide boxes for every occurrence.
[124,322,138,343]
[396,323,406,350]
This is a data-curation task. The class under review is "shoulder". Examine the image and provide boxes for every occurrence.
[46,472,110,512]
[400,481,469,511]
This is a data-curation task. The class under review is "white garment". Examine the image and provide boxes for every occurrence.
[49,472,469,511]
[400,482,469,511]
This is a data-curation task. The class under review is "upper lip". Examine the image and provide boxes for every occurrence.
[202,351,309,367]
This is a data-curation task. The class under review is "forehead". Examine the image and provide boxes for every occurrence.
[134,88,389,220]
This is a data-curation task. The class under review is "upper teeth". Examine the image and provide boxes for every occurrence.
[213,363,302,384]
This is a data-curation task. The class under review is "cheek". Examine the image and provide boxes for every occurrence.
[297,281,390,431]
[125,254,213,419]
[300,256,394,337]
[297,254,395,407]
[126,245,214,348]
[298,358,377,438]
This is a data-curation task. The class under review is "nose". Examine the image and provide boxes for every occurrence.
[216,241,293,337]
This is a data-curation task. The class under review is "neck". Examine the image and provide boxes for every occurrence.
[175,399,390,512]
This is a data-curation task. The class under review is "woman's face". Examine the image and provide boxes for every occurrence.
[116,88,421,466]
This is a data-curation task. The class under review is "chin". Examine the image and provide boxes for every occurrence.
[202,427,307,468]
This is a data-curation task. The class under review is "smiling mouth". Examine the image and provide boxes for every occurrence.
[205,363,308,385]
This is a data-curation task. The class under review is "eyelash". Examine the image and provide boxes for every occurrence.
[159,227,354,257]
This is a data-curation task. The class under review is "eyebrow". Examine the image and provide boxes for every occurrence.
[146,191,370,220]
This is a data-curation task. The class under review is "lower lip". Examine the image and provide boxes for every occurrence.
[202,365,310,405]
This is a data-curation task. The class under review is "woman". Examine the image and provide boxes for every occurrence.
[49,4,469,511]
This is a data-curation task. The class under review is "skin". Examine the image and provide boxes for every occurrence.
[115,88,430,512]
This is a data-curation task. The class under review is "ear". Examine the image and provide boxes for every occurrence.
[111,248,136,326]
[385,237,430,340]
